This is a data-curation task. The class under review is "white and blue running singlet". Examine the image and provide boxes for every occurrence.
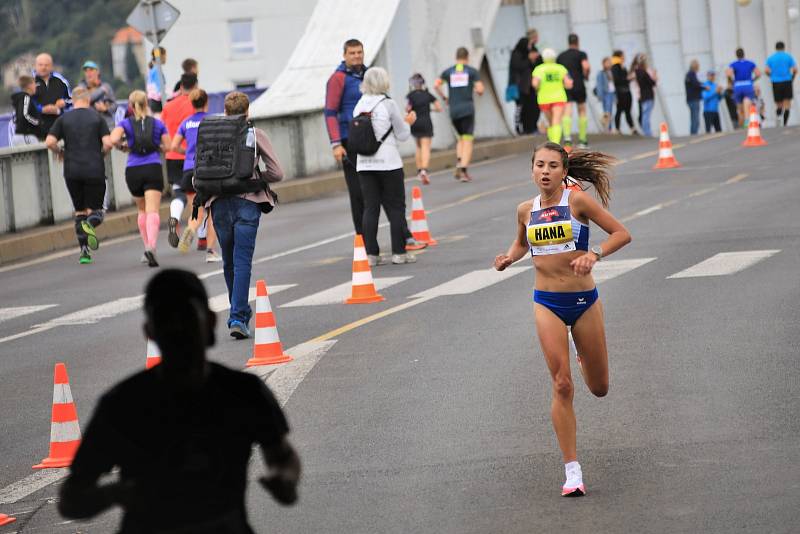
[527,188,589,255]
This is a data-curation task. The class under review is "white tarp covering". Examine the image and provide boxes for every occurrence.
[250,0,400,119]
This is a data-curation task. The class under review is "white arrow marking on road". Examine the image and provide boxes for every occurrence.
[208,284,296,313]
[244,340,339,406]
[0,305,58,324]
[281,277,411,307]
[667,250,780,279]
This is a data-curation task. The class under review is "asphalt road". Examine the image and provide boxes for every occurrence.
[0,127,798,533]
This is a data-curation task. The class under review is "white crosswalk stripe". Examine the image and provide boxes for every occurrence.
[0,305,58,324]
[592,258,657,283]
[667,250,780,279]
[208,284,296,313]
[281,277,411,307]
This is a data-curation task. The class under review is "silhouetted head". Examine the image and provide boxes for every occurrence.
[736,48,745,59]
[568,33,579,47]
[144,269,216,389]
[776,41,785,51]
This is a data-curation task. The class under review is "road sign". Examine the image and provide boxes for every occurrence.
[126,0,180,45]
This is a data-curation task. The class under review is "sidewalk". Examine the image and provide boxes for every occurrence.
[0,134,624,265]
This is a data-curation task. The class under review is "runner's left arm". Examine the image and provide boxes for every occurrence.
[569,191,632,276]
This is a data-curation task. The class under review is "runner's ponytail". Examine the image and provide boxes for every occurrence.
[532,142,616,207]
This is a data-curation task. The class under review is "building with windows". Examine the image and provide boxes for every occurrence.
[152,0,317,94]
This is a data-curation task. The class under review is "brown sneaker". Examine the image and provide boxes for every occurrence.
[459,169,473,182]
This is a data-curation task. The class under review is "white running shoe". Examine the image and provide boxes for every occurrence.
[562,461,586,497]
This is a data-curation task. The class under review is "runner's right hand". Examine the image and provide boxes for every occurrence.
[494,254,513,271]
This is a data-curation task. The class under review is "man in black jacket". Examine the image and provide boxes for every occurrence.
[10,75,47,144]
[508,29,542,134]
[34,53,71,134]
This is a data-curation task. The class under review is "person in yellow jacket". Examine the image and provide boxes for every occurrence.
[532,48,574,144]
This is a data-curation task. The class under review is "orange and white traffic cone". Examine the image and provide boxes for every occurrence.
[145,339,161,369]
[33,363,81,469]
[742,104,767,146]
[409,186,438,246]
[653,123,681,169]
[246,280,292,367]
[0,514,16,526]
[345,235,385,304]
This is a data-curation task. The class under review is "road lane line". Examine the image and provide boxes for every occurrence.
[592,258,657,283]
[0,469,67,505]
[281,277,411,308]
[620,200,679,223]
[411,266,531,298]
[724,173,748,184]
[666,250,780,279]
[0,305,58,324]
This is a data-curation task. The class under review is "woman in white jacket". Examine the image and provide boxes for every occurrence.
[353,67,418,265]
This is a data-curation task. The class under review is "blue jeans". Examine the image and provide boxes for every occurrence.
[640,99,655,136]
[602,93,615,130]
[211,196,261,327]
[688,100,701,135]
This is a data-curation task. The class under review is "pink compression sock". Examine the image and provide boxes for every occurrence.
[146,212,160,250]
[137,213,148,248]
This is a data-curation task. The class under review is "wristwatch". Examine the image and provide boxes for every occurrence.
[590,245,603,260]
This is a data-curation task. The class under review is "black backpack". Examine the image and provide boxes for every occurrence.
[347,97,393,155]
[192,114,275,216]
[129,116,158,155]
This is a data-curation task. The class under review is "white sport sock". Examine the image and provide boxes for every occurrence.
[197,216,208,239]
[169,198,184,220]
[564,461,583,488]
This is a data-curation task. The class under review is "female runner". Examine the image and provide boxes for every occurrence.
[494,142,631,496]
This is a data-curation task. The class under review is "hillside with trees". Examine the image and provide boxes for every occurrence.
[0,0,140,108]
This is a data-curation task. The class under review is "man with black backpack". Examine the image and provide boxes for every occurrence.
[192,91,283,339]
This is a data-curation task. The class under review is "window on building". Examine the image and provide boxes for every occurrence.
[235,81,256,90]
[228,19,256,56]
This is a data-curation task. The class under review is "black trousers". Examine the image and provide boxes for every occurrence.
[704,111,721,133]
[341,140,364,235]
[615,92,634,131]
[518,93,540,134]
[359,168,407,255]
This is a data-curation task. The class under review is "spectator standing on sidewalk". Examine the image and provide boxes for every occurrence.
[325,39,368,236]
[594,57,615,132]
[45,87,112,265]
[34,53,71,134]
[508,30,542,135]
[11,75,48,144]
[354,67,418,266]
[685,59,704,135]
[435,47,485,182]
[406,73,442,185]
[765,41,797,126]
[206,92,283,340]
[702,71,723,133]
[173,57,199,94]
[147,47,167,115]
[611,50,635,134]
[77,61,117,130]
[58,269,301,533]
[633,54,657,136]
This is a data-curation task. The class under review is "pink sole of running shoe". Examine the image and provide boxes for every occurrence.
[561,484,586,497]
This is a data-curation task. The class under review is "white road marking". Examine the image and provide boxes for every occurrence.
[667,250,780,279]
[245,340,339,406]
[281,277,411,307]
[0,305,58,324]
[592,258,657,283]
[208,284,296,313]
[0,469,67,505]
[620,200,679,223]
[411,266,531,299]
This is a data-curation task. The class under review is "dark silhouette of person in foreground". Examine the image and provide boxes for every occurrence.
[58,269,300,533]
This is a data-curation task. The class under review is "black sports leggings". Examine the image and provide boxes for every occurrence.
[615,92,634,131]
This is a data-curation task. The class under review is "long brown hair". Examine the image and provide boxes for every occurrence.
[532,142,616,207]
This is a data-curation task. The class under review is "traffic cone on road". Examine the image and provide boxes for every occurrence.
[345,235,385,304]
[145,339,161,369]
[0,514,16,526]
[742,104,767,146]
[409,186,438,246]
[653,123,681,169]
[33,363,81,469]
[245,280,292,367]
